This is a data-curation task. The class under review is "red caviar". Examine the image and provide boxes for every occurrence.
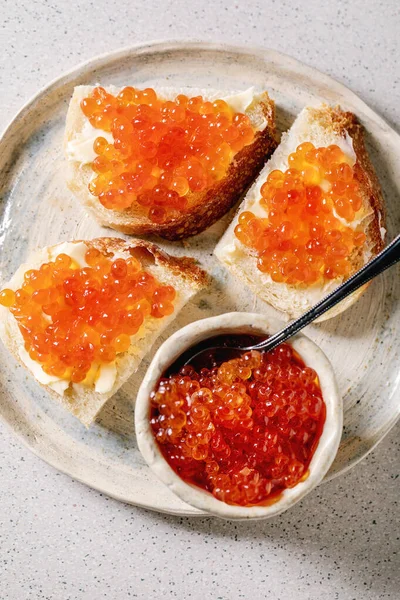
[81,87,255,222]
[0,248,176,384]
[234,142,366,285]
[150,343,326,506]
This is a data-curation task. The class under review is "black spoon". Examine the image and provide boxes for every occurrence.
[185,234,400,366]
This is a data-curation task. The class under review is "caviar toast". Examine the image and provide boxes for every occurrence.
[215,105,386,321]
[0,238,208,426]
[65,85,276,240]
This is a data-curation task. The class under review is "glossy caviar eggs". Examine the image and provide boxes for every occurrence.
[0,248,176,385]
[81,87,255,222]
[234,142,366,285]
[150,343,326,507]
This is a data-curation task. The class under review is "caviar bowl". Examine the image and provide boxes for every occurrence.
[135,312,342,519]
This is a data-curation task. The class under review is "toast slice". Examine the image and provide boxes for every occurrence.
[0,238,208,426]
[64,85,276,240]
[215,105,386,321]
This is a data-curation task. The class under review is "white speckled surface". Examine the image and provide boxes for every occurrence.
[0,1,399,599]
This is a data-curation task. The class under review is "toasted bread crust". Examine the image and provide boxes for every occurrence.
[91,237,209,288]
[309,106,386,259]
[66,89,277,240]
[344,115,385,256]
[215,104,386,321]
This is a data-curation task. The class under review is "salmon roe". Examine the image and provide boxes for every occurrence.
[234,142,367,285]
[81,87,255,222]
[150,343,326,506]
[0,248,176,385]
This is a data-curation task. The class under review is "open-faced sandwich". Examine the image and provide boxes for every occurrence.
[0,238,208,425]
[215,105,386,320]
[65,85,276,240]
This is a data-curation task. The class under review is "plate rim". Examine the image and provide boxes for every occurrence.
[0,39,399,516]
[0,39,396,145]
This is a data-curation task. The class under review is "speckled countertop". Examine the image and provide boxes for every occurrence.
[0,1,399,599]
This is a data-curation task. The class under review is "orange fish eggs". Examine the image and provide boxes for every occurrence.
[234,143,366,285]
[0,248,176,385]
[150,344,326,506]
[81,87,255,223]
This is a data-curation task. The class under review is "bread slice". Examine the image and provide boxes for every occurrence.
[0,237,208,426]
[215,105,386,321]
[64,85,276,240]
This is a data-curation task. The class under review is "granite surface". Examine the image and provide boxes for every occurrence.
[0,0,399,598]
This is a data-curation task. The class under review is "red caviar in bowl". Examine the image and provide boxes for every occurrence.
[234,142,366,285]
[150,342,326,506]
[0,248,176,385]
[81,87,255,222]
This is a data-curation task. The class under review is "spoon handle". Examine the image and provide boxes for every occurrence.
[250,234,400,352]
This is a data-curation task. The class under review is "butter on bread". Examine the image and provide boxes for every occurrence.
[0,237,208,426]
[215,105,386,321]
[64,85,277,240]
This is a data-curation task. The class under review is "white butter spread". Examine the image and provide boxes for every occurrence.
[377,210,386,241]
[18,346,70,394]
[331,208,367,230]
[94,362,118,394]
[66,87,261,164]
[336,133,357,163]
[215,115,370,307]
[53,240,90,266]
[222,87,255,114]
[66,121,113,164]
[15,241,118,396]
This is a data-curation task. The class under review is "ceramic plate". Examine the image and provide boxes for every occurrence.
[0,41,399,516]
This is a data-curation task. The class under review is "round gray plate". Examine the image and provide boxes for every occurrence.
[0,41,399,516]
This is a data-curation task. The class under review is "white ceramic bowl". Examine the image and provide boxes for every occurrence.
[135,312,343,520]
